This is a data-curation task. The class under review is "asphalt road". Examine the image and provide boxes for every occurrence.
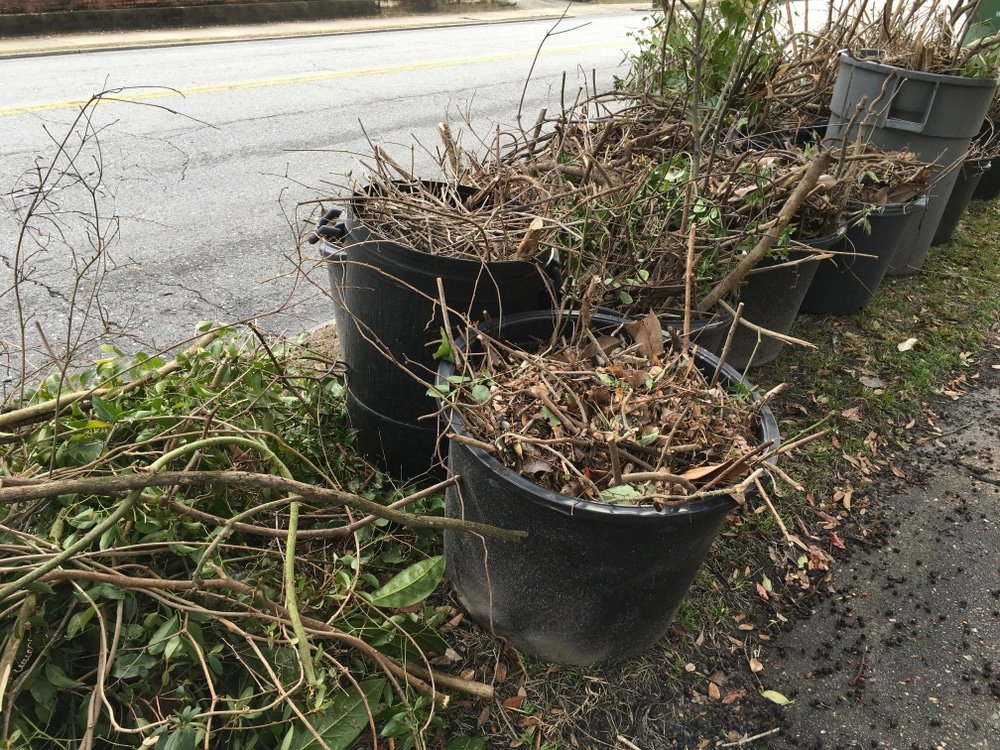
[0,13,643,375]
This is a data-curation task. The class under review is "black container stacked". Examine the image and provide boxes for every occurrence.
[725,227,845,370]
[932,158,993,245]
[325,185,556,479]
[826,52,997,276]
[801,196,928,315]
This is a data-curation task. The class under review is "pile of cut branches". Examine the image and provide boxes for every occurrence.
[0,328,506,749]
[343,158,563,262]
[441,312,796,507]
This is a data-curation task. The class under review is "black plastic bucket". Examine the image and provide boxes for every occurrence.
[973,160,1000,201]
[727,123,826,152]
[311,207,350,338]
[826,52,997,275]
[440,310,780,666]
[972,118,1000,201]
[334,195,557,478]
[726,228,845,370]
[932,158,991,246]
[800,197,927,315]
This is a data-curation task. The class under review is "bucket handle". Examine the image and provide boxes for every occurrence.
[883,78,939,134]
[307,206,348,245]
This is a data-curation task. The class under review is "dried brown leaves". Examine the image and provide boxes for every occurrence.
[449,314,767,506]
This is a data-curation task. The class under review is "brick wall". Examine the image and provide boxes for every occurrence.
[3,0,303,13]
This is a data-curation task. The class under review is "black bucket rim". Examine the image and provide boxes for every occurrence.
[847,194,929,218]
[962,157,993,175]
[440,310,781,524]
[340,179,559,273]
[340,203,558,279]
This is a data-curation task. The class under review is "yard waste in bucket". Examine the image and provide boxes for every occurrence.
[439,310,780,666]
[826,51,997,275]
[329,184,558,479]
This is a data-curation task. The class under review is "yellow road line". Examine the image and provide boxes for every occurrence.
[0,41,621,117]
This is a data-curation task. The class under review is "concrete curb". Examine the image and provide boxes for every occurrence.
[0,1,382,37]
[0,1,650,59]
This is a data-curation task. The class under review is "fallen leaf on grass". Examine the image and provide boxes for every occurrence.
[841,406,862,422]
[859,375,887,389]
[749,658,764,673]
[890,464,906,479]
[755,582,770,601]
[829,531,846,550]
[707,682,721,700]
[897,337,918,352]
[760,689,792,705]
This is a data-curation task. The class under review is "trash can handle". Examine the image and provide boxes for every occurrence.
[884,78,939,134]
[307,206,348,244]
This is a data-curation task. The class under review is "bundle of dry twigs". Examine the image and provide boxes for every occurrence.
[445,311,788,507]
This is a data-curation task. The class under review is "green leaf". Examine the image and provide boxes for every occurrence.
[164,635,183,662]
[44,662,82,689]
[90,395,119,423]
[289,679,386,750]
[195,320,214,333]
[111,652,158,681]
[426,383,450,399]
[367,556,445,609]
[379,710,410,738]
[29,677,56,722]
[66,607,95,638]
[599,484,642,504]
[639,428,660,446]
[760,689,792,705]
[158,727,197,750]
[541,406,562,428]
[431,328,453,363]
[471,383,491,403]
[148,615,180,655]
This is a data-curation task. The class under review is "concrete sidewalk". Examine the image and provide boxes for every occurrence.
[0,0,650,59]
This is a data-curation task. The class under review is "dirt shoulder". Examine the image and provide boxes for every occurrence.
[765,333,1000,750]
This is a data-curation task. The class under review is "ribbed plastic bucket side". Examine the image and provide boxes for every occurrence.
[932,159,992,245]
